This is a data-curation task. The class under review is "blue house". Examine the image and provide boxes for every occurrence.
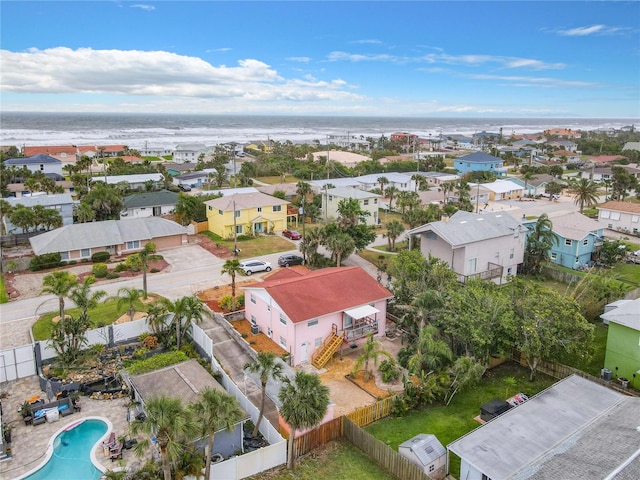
[453,152,508,178]
[525,212,603,270]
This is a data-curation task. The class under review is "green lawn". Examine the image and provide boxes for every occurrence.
[249,438,396,480]
[365,363,556,478]
[0,275,8,303]
[614,262,640,285]
[199,232,296,258]
[32,297,150,341]
[255,175,302,185]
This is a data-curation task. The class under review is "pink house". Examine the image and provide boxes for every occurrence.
[242,267,393,368]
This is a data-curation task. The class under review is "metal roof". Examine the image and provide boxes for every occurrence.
[326,186,382,199]
[600,298,640,330]
[123,190,179,209]
[5,154,61,165]
[6,193,75,208]
[399,434,446,466]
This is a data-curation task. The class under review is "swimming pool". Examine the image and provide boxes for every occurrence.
[19,417,111,480]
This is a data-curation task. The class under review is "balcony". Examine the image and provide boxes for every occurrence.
[457,262,504,284]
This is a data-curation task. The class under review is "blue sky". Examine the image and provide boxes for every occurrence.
[1,1,639,117]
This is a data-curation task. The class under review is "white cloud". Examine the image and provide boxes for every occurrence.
[327,51,397,62]
[0,47,363,105]
[463,73,601,88]
[350,39,382,45]
[130,4,155,11]
[557,25,627,36]
[286,57,311,63]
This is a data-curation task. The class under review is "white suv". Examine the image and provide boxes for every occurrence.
[239,260,272,275]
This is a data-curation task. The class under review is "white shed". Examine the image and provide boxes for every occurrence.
[398,433,446,479]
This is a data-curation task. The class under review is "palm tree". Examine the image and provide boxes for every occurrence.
[384,220,405,251]
[523,213,556,275]
[244,352,284,437]
[408,325,452,375]
[351,334,393,382]
[521,171,537,197]
[41,271,78,328]
[385,186,399,211]
[130,395,198,480]
[377,176,389,196]
[567,178,599,213]
[137,243,156,299]
[221,259,243,311]
[145,298,172,335]
[299,226,324,267]
[170,296,209,350]
[69,277,107,320]
[116,287,144,322]
[439,182,455,205]
[191,388,244,480]
[279,371,330,470]
[324,231,355,267]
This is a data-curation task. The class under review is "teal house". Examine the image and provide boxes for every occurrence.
[453,152,508,178]
[601,299,640,390]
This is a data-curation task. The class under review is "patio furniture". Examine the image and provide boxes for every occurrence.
[23,416,32,426]
[110,443,123,461]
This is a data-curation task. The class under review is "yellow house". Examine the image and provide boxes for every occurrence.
[204,192,289,239]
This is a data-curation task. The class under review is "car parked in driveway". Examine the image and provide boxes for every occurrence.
[239,259,272,275]
[282,229,302,240]
[278,254,305,267]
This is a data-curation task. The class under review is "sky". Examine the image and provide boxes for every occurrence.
[1,1,639,118]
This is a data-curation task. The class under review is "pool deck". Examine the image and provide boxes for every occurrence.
[1,376,151,479]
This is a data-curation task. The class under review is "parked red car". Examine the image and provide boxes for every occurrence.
[282,229,302,240]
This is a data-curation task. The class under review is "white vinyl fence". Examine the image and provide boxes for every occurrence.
[0,344,37,383]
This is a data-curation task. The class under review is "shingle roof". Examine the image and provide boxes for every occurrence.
[242,267,392,323]
[550,212,602,240]
[409,211,524,246]
[29,217,188,254]
[5,154,61,165]
[598,201,640,214]
[123,190,179,209]
[455,151,503,164]
[399,434,445,466]
[203,192,288,211]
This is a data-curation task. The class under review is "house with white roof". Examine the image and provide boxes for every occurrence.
[4,154,64,180]
[415,171,460,187]
[597,201,640,235]
[355,172,415,192]
[173,169,217,189]
[173,143,207,163]
[447,375,640,480]
[408,211,526,284]
[470,179,524,201]
[93,173,164,190]
[509,174,566,197]
[309,178,362,192]
[322,186,382,226]
[29,217,189,261]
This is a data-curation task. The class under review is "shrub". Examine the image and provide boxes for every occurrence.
[29,253,62,271]
[125,350,189,375]
[141,335,158,350]
[150,268,160,273]
[218,295,236,312]
[114,263,128,273]
[68,260,77,265]
[106,272,120,279]
[91,251,110,263]
[378,359,401,383]
[92,263,109,278]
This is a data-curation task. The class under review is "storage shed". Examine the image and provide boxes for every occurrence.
[480,398,511,422]
[398,433,446,479]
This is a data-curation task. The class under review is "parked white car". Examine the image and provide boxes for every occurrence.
[239,259,272,275]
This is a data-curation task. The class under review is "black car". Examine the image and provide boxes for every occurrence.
[278,254,305,267]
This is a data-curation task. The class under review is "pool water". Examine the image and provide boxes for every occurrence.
[23,419,108,480]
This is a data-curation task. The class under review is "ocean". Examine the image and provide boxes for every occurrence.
[0,112,637,150]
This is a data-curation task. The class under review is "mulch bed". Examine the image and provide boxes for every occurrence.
[196,234,235,258]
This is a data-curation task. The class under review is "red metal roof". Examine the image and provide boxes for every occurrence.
[243,266,392,323]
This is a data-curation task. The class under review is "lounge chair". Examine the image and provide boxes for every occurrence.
[102,432,116,449]
[110,443,123,461]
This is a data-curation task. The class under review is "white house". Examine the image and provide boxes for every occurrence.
[173,143,207,163]
[120,190,179,220]
[408,211,526,284]
[4,154,64,180]
[597,201,640,235]
[93,173,164,190]
[322,186,382,226]
[355,172,416,192]
[471,179,524,201]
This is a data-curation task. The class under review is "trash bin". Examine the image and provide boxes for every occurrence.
[601,368,612,381]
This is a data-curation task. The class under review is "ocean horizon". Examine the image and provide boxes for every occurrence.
[1,112,637,150]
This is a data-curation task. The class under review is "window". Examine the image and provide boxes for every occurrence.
[583,239,589,246]
[632,215,639,223]
[60,251,70,261]
[80,248,91,258]
[280,314,287,326]
[608,223,613,229]
[257,207,262,213]
[634,228,638,234]
[308,319,318,327]
[374,199,378,204]
[39,164,44,171]
[235,225,243,234]
[329,195,333,201]
[363,199,369,206]
[250,294,256,304]
[611,212,621,221]
[272,205,282,212]
[125,240,140,250]
[510,248,514,259]
[565,239,572,246]
[218,209,223,215]
[507,267,512,274]
[279,336,287,348]
[600,210,610,219]
[551,253,557,260]
[467,257,477,273]
[235,210,241,218]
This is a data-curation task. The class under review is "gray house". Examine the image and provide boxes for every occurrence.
[447,375,640,480]
[4,154,64,180]
[3,193,76,233]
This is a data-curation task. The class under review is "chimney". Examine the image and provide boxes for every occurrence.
[441,214,449,223]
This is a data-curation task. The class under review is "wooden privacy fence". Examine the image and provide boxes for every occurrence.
[343,417,430,480]
[293,417,344,458]
[347,395,397,427]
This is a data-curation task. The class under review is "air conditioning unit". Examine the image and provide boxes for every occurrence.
[601,368,612,381]
[251,324,259,335]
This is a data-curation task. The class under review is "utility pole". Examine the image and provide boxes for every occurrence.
[233,199,239,255]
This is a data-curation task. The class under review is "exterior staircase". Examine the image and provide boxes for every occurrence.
[311,327,344,369]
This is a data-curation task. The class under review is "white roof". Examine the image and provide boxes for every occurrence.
[600,298,640,330]
[356,172,413,184]
[326,186,382,199]
[94,173,163,185]
[344,305,379,319]
[310,178,362,189]
[471,179,524,194]
[6,193,75,207]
